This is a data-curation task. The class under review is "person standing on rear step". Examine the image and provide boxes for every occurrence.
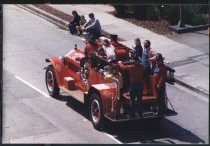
[68,10,80,35]
[118,58,144,118]
[141,40,156,95]
[153,53,167,115]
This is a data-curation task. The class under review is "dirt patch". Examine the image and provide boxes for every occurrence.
[125,18,173,35]
[33,4,72,22]
[108,11,173,36]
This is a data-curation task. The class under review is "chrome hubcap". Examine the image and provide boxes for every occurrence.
[47,70,54,92]
[91,99,101,123]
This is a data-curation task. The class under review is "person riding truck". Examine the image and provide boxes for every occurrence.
[153,53,167,115]
[142,40,156,95]
[118,59,144,118]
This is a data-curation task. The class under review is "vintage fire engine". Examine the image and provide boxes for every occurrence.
[45,36,177,130]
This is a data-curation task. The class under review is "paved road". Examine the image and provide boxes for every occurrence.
[2,5,209,144]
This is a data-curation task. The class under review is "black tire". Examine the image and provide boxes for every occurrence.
[45,65,60,97]
[89,93,104,130]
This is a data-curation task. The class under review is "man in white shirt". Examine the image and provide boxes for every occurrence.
[102,39,116,62]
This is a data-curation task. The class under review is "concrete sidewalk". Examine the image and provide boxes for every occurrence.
[19,4,209,97]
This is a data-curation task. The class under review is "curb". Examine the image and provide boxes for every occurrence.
[17,4,209,97]
[168,24,210,34]
[175,79,209,97]
[16,4,68,31]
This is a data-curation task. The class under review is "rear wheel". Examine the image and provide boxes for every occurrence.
[45,65,60,97]
[89,93,104,130]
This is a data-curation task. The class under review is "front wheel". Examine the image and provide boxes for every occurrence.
[45,65,60,97]
[89,93,104,130]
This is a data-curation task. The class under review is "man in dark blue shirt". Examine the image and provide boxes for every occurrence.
[82,13,101,40]
[68,10,80,35]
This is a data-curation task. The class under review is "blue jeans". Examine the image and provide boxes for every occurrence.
[157,86,166,114]
[69,23,77,34]
[86,28,100,40]
[129,83,143,116]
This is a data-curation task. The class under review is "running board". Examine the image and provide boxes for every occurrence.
[60,87,85,103]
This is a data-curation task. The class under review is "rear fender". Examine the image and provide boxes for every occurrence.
[87,87,107,112]
[88,83,118,116]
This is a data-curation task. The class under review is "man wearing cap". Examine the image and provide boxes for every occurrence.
[118,59,144,118]
[153,53,167,114]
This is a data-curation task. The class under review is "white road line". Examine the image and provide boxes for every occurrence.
[15,76,122,143]
[15,76,50,98]
[104,133,122,144]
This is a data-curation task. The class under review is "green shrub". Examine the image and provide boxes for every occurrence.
[182,5,209,25]
[160,5,180,25]
[191,14,209,25]
[112,4,209,25]
[112,5,127,17]
[129,5,148,19]
[146,5,160,20]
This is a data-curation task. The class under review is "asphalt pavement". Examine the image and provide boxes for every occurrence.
[18,4,209,97]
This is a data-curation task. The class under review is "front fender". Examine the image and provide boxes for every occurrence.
[45,57,64,87]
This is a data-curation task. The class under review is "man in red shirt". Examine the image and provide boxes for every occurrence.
[84,37,99,58]
[118,60,144,118]
[153,53,167,114]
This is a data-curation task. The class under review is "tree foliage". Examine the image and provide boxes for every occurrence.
[112,4,209,25]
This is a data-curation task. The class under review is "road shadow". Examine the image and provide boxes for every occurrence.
[53,94,205,144]
[53,93,72,101]
[104,119,205,144]
[53,94,88,118]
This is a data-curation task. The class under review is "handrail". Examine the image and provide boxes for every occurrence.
[112,77,120,100]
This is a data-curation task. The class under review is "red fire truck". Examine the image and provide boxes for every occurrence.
[45,37,177,130]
